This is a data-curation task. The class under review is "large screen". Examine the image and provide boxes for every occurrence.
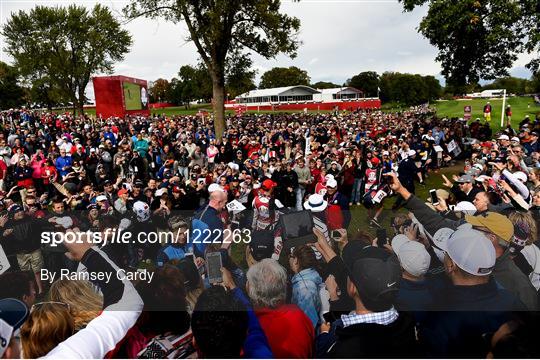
[123,82,148,110]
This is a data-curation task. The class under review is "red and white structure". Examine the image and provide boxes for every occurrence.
[225,85,380,111]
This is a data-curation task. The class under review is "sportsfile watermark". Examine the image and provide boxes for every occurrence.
[40,228,253,247]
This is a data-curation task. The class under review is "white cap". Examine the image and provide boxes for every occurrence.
[498,134,510,141]
[325,174,335,181]
[382,151,389,156]
[391,235,431,277]
[513,171,527,183]
[119,218,131,231]
[95,195,107,202]
[155,188,167,197]
[208,183,225,193]
[133,201,150,222]
[454,201,477,215]
[55,216,73,229]
[408,149,416,157]
[326,178,338,188]
[227,162,239,171]
[511,136,520,143]
[435,226,496,276]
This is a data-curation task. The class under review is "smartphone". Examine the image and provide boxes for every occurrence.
[429,189,439,206]
[197,178,206,185]
[331,230,342,241]
[376,228,387,248]
[205,252,223,283]
[323,312,336,324]
[279,210,317,249]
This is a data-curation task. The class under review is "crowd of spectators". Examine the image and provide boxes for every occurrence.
[0,105,539,358]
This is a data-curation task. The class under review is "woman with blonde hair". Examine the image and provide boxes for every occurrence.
[49,279,103,331]
[20,302,75,358]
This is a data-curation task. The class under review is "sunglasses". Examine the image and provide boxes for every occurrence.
[31,301,70,313]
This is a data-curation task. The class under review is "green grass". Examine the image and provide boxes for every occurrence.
[435,96,539,133]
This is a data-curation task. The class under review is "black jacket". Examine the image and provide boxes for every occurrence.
[317,312,419,358]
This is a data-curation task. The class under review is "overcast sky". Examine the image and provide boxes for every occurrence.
[0,0,535,100]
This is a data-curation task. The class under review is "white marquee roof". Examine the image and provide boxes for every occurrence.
[237,85,320,98]
[317,87,362,94]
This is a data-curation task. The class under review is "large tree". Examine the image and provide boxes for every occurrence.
[149,78,172,103]
[225,52,257,99]
[311,81,340,89]
[0,62,25,110]
[345,71,379,97]
[3,4,132,115]
[401,0,539,93]
[259,66,310,89]
[124,1,300,140]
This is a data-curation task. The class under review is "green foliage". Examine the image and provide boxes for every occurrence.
[123,0,301,139]
[149,79,172,103]
[379,72,441,105]
[482,77,531,95]
[2,4,132,114]
[0,62,25,109]
[259,66,310,89]
[225,52,257,98]
[401,0,539,89]
[311,81,340,89]
[345,71,379,97]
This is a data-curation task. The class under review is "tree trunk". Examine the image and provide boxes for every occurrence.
[211,73,226,142]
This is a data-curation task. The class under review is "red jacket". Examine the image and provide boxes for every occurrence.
[255,305,315,358]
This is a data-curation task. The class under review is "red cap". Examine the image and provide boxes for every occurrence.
[261,179,277,191]
[117,188,129,196]
[172,186,182,193]
[370,157,380,166]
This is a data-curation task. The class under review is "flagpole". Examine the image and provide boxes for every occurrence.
[500,89,506,128]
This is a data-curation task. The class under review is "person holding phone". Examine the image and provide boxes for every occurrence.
[289,245,324,329]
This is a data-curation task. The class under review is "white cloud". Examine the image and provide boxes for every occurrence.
[0,0,535,99]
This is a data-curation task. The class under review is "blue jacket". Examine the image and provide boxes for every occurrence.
[156,244,190,267]
[232,288,273,359]
[291,268,323,329]
[55,155,73,177]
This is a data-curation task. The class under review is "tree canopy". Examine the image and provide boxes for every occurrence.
[124,0,300,140]
[379,72,441,105]
[259,66,310,89]
[401,0,539,93]
[0,62,25,110]
[2,4,132,114]
[345,71,379,97]
[311,81,340,89]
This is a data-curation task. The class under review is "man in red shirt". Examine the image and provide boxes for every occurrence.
[247,258,315,358]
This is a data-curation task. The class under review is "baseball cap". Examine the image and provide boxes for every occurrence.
[95,194,107,202]
[249,233,274,262]
[456,174,473,183]
[510,136,520,143]
[155,188,167,197]
[391,235,431,277]
[134,180,144,187]
[7,204,23,214]
[326,178,338,188]
[261,179,277,191]
[465,212,514,242]
[453,201,476,215]
[498,134,510,141]
[190,174,198,180]
[436,227,496,276]
[342,243,401,311]
[117,188,128,196]
[0,299,28,358]
[172,185,182,193]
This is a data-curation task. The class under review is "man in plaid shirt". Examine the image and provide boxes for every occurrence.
[316,243,419,358]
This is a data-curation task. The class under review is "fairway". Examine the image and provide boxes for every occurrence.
[435,96,539,132]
